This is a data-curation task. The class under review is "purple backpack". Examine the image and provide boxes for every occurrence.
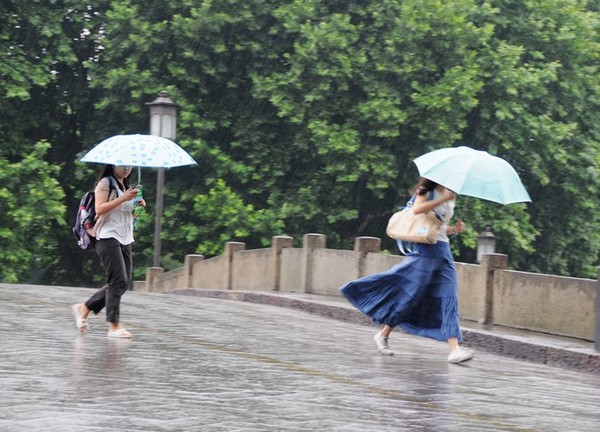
[73,177,116,251]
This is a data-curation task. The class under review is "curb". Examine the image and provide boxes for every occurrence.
[165,288,600,375]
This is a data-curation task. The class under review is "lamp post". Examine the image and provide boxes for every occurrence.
[476,227,497,263]
[146,91,178,267]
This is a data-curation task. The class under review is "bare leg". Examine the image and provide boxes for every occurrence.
[72,303,91,333]
[78,303,90,319]
[108,322,130,333]
[374,325,394,355]
[381,325,393,338]
[447,337,459,353]
[447,337,475,363]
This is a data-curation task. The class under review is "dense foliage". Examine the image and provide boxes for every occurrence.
[1,0,598,285]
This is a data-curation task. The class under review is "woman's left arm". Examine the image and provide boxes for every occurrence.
[448,220,465,235]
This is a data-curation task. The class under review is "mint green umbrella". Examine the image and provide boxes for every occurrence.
[413,146,531,204]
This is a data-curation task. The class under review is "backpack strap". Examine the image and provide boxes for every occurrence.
[104,176,118,200]
[405,191,440,217]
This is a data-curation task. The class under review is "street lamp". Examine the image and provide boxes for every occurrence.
[146,91,178,267]
[476,227,497,263]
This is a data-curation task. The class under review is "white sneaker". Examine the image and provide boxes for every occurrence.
[373,332,394,356]
[448,346,475,364]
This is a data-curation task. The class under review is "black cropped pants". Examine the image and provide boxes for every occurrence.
[85,238,132,324]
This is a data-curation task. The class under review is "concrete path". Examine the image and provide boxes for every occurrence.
[1,284,599,432]
[168,289,600,374]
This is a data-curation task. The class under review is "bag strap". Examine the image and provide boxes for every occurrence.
[104,176,118,200]
[397,239,413,255]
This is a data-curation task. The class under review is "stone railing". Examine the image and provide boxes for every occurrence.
[134,234,599,346]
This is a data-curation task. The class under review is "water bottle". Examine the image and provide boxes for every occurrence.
[132,185,143,230]
[133,184,143,204]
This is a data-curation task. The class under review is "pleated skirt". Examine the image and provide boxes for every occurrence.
[339,241,462,342]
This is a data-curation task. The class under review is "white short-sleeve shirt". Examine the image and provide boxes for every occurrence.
[94,177,135,245]
[431,188,456,243]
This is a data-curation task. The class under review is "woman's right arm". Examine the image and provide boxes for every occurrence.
[411,189,456,214]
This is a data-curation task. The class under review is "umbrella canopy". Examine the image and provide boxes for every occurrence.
[413,146,531,204]
[80,134,197,184]
[81,134,197,168]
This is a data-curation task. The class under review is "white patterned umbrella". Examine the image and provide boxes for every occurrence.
[81,134,196,168]
[80,134,197,183]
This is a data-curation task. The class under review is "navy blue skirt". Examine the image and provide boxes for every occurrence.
[340,242,462,342]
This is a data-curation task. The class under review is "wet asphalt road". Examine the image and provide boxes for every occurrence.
[1,284,599,432]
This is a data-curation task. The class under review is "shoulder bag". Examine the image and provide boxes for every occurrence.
[386,193,441,244]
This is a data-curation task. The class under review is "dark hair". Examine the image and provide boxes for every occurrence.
[412,177,438,196]
[95,164,131,191]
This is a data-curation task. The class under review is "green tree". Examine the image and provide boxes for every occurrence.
[468,0,600,275]
[169,178,283,257]
[247,0,537,263]
[79,0,600,276]
[86,0,295,269]
[0,1,114,285]
[0,142,66,282]
[1,0,598,284]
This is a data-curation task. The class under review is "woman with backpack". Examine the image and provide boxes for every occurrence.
[72,164,145,338]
